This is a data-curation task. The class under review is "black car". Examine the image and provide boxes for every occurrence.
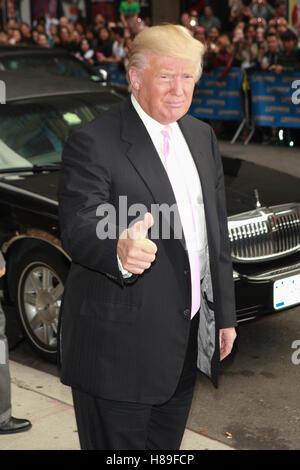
[0,45,107,82]
[0,72,299,361]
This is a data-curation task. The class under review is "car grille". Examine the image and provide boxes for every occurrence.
[228,203,300,262]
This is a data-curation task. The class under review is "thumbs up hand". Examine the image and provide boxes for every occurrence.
[117,212,158,275]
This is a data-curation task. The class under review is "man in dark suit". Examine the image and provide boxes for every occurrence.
[58,24,237,450]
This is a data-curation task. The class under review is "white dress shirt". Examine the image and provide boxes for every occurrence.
[118,94,208,282]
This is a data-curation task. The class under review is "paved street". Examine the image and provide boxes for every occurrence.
[188,306,300,450]
[186,139,300,450]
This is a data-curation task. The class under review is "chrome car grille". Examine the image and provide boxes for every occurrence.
[228,203,300,262]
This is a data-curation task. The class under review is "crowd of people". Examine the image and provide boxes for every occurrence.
[0,1,299,81]
[185,1,300,82]
[0,3,149,73]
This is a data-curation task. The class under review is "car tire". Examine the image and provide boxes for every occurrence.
[14,247,68,363]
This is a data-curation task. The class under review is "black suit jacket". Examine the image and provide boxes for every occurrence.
[58,97,236,404]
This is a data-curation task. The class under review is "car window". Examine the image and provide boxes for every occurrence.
[0,54,100,81]
[0,92,121,169]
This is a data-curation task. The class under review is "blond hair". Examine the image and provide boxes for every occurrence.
[128,24,206,82]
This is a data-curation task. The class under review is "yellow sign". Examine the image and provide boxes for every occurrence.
[289,0,300,25]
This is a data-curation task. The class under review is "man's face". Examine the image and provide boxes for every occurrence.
[130,55,196,125]
[267,36,278,52]
[38,34,48,47]
[283,39,296,53]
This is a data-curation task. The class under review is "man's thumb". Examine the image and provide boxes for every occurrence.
[141,212,154,235]
[130,212,154,239]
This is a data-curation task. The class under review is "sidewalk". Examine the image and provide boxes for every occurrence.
[0,361,235,451]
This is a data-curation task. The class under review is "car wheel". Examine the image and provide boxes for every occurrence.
[15,248,68,362]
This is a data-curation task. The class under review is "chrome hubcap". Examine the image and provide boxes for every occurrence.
[22,265,63,348]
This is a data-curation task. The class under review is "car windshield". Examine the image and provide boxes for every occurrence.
[0,92,122,170]
[0,53,99,80]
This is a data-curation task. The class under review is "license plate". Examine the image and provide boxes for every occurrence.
[273,274,300,310]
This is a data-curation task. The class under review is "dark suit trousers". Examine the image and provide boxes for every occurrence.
[72,313,199,450]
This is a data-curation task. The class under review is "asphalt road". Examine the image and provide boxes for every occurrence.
[188,306,300,450]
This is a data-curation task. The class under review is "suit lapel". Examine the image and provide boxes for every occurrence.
[178,114,217,213]
[120,98,186,251]
[178,115,212,201]
[178,114,219,259]
[120,98,176,208]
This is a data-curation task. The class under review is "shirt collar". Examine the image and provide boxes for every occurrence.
[130,94,177,134]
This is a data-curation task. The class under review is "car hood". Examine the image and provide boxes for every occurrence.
[0,171,60,203]
[222,156,300,216]
[0,157,299,214]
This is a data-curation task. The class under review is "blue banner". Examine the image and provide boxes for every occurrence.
[189,67,243,121]
[105,62,128,86]
[251,72,300,128]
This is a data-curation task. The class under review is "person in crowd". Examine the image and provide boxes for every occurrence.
[69,30,81,52]
[250,0,274,22]
[229,0,244,11]
[236,23,260,73]
[208,26,220,45]
[38,32,50,48]
[75,38,95,66]
[111,26,127,62]
[276,29,300,74]
[276,17,289,37]
[0,31,8,44]
[57,25,71,50]
[75,22,85,37]
[10,28,23,45]
[194,25,207,44]
[85,27,97,50]
[119,0,141,30]
[259,31,281,71]
[273,0,286,20]
[189,0,206,14]
[36,22,46,34]
[228,2,254,29]
[206,34,238,81]
[180,12,192,29]
[123,36,133,70]
[189,9,199,28]
[199,5,221,32]
[31,29,40,45]
[6,17,18,29]
[58,23,237,451]
[59,16,69,28]
[6,26,15,44]
[0,252,32,435]
[93,13,106,35]
[255,25,268,62]
[20,22,32,44]
[96,27,113,63]
[48,21,58,41]
[249,16,267,28]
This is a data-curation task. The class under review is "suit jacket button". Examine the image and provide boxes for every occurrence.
[183,309,190,318]
[184,269,189,276]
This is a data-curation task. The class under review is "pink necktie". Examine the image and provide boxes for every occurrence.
[160,127,201,319]
[161,127,171,170]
